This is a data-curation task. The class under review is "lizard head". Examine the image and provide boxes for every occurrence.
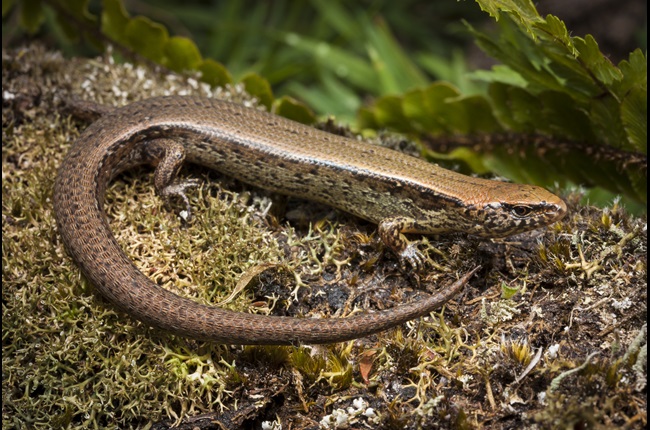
[463,183,567,238]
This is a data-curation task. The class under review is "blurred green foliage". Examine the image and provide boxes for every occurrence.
[4,0,488,120]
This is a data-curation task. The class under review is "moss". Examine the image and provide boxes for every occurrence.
[2,45,647,428]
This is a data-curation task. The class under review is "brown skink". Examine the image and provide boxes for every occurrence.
[53,96,566,344]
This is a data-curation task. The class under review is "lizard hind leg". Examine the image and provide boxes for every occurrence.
[144,138,201,218]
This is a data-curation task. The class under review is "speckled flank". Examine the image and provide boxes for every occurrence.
[53,96,567,345]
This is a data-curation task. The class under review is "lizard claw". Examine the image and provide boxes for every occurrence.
[160,178,201,218]
[398,244,426,272]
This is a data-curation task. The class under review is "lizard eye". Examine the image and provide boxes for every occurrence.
[511,205,532,218]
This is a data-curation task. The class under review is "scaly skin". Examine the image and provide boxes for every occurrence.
[53,96,566,344]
